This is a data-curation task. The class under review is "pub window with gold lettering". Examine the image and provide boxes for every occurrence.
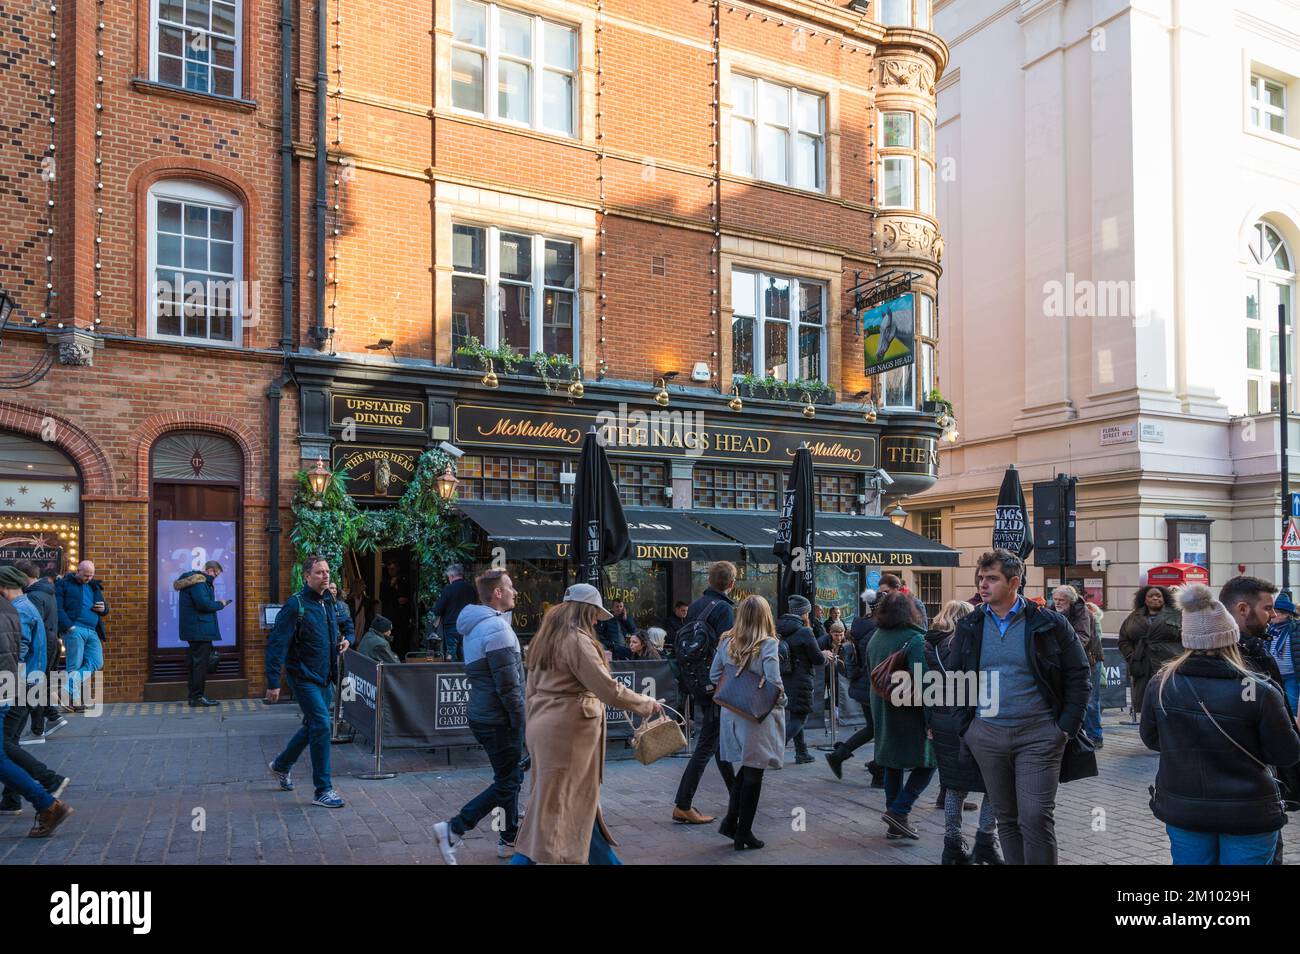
[457,455,566,503]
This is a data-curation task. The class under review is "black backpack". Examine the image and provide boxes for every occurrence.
[675,600,722,699]
[778,637,793,678]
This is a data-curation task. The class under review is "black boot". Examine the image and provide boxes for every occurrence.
[973,830,1004,865]
[719,778,741,839]
[824,744,848,779]
[942,837,973,865]
[734,770,765,850]
[793,733,815,765]
[867,761,885,789]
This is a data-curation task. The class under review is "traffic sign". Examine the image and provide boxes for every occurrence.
[1284,519,1300,551]
[1292,493,1300,518]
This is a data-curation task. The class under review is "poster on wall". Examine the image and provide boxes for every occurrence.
[0,536,64,577]
[861,293,916,376]
[156,520,238,650]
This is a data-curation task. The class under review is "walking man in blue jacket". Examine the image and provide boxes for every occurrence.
[434,568,525,863]
[175,560,231,708]
[264,556,352,808]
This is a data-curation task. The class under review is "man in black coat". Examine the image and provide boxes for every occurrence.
[431,564,477,662]
[946,549,1091,865]
[671,561,738,825]
[175,560,231,707]
[595,599,636,656]
[778,595,830,764]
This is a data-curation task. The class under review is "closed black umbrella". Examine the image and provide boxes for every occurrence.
[774,445,816,613]
[570,428,632,587]
[992,464,1034,561]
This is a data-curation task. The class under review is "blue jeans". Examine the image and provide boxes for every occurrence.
[1166,825,1278,865]
[509,822,622,865]
[272,675,333,797]
[883,766,935,817]
[1083,661,1104,742]
[451,722,523,840]
[443,628,461,662]
[0,707,53,812]
[64,624,103,705]
[1282,676,1300,718]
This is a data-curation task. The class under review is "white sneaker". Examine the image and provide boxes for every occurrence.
[44,717,70,736]
[433,821,461,865]
[18,735,45,746]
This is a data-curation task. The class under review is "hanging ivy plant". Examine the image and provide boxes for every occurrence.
[289,449,471,635]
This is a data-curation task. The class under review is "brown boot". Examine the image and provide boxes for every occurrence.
[672,806,716,824]
[28,799,73,838]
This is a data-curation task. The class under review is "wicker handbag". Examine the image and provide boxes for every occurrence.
[631,703,687,765]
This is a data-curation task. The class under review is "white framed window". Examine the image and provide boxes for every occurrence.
[1250,73,1287,136]
[729,75,825,192]
[152,0,241,98]
[451,0,577,138]
[878,292,935,410]
[878,109,934,213]
[452,224,578,357]
[731,269,826,383]
[879,0,911,27]
[1244,221,1295,415]
[148,180,244,346]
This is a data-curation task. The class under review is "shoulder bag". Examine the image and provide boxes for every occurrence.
[714,654,781,723]
[871,634,921,704]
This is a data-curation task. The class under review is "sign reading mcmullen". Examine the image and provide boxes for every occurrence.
[454,403,878,469]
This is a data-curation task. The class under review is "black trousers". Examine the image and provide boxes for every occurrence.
[1,707,59,806]
[674,700,735,811]
[186,642,213,702]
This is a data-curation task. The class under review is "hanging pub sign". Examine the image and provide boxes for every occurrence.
[454,403,878,470]
[330,394,425,433]
[850,269,918,377]
[331,445,420,500]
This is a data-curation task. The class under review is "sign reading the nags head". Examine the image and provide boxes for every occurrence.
[331,445,419,499]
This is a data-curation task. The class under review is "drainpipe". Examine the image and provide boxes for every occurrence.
[309,0,330,350]
[267,0,296,601]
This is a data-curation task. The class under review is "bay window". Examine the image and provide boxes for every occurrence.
[879,109,935,213]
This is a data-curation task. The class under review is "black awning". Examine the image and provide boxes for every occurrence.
[688,511,960,568]
[455,503,743,561]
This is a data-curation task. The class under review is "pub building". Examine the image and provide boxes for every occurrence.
[293,357,957,642]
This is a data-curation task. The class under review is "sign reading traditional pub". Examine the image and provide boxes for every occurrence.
[331,394,425,433]
[454,403,878,469]
[331,444,419,499]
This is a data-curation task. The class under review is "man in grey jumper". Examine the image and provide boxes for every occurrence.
[945,549,1091,865]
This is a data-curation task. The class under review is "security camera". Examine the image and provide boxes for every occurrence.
[438,441,464,458]
[876,468,894,488]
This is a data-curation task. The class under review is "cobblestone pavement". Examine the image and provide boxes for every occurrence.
[0,703,1264,865]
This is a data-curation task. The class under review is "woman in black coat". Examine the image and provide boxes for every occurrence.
[777,596,828,764]
[924,600,1002,865]
[1141,584,1300,865]
[1119,585,1181,716]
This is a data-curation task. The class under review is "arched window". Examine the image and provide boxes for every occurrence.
[148,180,245,346]
[1243,221,1295,415]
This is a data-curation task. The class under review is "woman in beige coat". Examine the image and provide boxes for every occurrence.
[511,584,660,865]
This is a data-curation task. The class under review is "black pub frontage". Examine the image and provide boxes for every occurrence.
[293,356,956,642]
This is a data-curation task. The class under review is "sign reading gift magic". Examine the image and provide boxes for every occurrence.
[454,404,878,469]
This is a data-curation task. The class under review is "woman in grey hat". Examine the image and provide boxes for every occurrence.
[1141,584,1300,865]
[510,584,661,865]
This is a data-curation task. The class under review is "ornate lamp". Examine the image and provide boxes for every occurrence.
[435,464,459,500]
[888,505,908,528]
[307,457,332,508]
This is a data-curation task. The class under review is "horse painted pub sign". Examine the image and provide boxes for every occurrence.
[861,291,916,377]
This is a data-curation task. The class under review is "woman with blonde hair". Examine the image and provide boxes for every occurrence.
[924,599,1002,864]
[710,595,785,850]
[1140,584,1300,865]
[510,584,661,865]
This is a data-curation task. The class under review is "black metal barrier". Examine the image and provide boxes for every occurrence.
[339,651,682,776]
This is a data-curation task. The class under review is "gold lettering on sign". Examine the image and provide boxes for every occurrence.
[799,441,864,464]
[814,551,914,566]
[635,545,689,560]
[476,417,583,445]
[713,434,773,455]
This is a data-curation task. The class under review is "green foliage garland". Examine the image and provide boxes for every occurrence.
[289,449,470,634]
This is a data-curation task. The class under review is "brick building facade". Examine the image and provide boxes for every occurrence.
[0,0,947,701]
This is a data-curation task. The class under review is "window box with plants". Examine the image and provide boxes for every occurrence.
[453,338,533,375]
[922,389,954,417]
[734,374,834,405]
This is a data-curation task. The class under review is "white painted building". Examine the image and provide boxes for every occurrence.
[904,0,1300,628]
